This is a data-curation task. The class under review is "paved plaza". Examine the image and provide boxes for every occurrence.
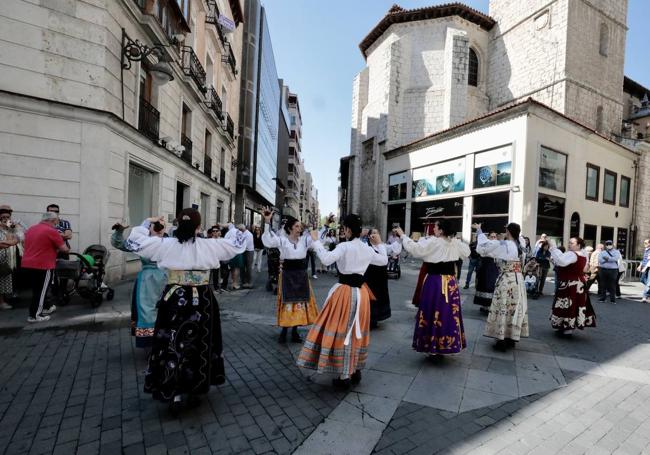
[1,262,650,454]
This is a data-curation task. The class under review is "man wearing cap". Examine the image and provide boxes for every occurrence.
[21,212,70,322]
[598,240,621,304]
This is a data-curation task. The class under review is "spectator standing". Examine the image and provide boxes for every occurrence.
[47,204,72,303]
[598,240,621,304]
[240,224,254,288]
[207,226,222,291]
[253,226,264,272]
[0,206,20,310]
[616,255,627,299]
[638,239,650,303]
[535,241,551,295]
[532,233,548,256]
[225,223,243,289]
[463,236,481,289]
[585,243,603,293]
[21,212,69,322]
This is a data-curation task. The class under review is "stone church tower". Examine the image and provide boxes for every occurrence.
[488,0,627,135]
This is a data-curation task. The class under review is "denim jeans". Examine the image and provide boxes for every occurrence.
[465,258,480,287]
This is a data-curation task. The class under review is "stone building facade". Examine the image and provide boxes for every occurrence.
[343,0,650,256]
[0,0,243,280]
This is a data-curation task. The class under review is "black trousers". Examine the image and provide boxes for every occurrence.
[598,268,618,302]
[585,274,600,294]
[26,268,52,318]
[308,251,316,276]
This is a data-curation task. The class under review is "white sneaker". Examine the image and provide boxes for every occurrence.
[642,298,648,303]
[41,305,57,315]
[0,302,13,310]
[27,315,51,323]
[312,275,318,279]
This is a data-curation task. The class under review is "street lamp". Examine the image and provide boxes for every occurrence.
[120,28,174,119]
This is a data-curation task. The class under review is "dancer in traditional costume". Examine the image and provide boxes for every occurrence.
[297,214,387,389]
[396,220,470,359]
[261,209,321,343]
[111,219,167,348]
[364,228,401,328]
[549,236,596,335]
[473,231,500,312]
[125,208,245,414]
[475,222,528,351]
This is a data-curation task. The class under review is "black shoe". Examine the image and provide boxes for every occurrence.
[428,354,444,364]
[169,399,183,417]
[290,329,302,343]
[351,370,362,385]
[278,328,288,344]
[598,299,605,302]
[494,340,508,352]
[505,338,516,348]
[332,378,351,391]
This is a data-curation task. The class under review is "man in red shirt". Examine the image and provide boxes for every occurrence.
[22,212,69,322]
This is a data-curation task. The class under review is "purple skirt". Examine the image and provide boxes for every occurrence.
[412,274,466,355]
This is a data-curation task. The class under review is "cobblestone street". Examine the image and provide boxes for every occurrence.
[1,262,650,454]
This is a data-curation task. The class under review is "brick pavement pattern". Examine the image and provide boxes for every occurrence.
[0,318,345,455]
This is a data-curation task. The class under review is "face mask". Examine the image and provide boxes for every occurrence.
[606,245,613,250]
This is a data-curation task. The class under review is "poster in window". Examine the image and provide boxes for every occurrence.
[473,147,512,189]
[412,158,465,198]
[539,147,567,192]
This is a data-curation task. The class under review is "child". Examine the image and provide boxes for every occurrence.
[524,258,540,298]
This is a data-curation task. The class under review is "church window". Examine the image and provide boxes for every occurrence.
[468,48,479,87]
[599,23,609,56]
[596,106,604,132]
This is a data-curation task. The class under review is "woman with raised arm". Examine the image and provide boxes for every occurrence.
[261,208,324,343]
[549,236,596,335]
[125,208,245,415]
[111,217,167,348]
[475,222,528,351]
[473,231,500,311]
[395,219,470,360]
[297,214,388,389]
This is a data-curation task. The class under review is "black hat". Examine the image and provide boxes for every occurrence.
[605,240,613,245]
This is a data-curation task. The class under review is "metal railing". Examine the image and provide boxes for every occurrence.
[138,98,160,142]
[204,155,212,178]
[181,46,207,91]
[222,45,237,75]
[205,0,227,46]
[180,133,193,164]
[205,86,223,119]
[225,113,234,139]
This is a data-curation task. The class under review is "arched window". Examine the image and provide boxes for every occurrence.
[596,106,604,132]
[468,48,479,87]
[599,23,609,57]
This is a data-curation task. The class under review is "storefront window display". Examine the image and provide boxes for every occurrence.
[412,158,465,199]
[536,193,565,242]
[410,197,463,236]
[472,191,510,233]
[473,147,512,189]
[539,147,567,192]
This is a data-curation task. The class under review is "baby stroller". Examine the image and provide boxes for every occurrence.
[387,255,401,279]
[523,258,541,299]
[55,244,115,307]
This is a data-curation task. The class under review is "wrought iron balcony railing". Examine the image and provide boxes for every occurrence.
[205,0,227,46]
[138,98,160,142]
[225,113,234,140]
[180,133,193,164]
[181,46,207,91]
[205,86,223,119]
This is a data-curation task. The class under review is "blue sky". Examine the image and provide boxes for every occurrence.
[263,0,650,217]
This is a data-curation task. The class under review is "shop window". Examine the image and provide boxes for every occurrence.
[412,158,465,198]
[583,224,597,248]
[388,171,408,201]
[539,147,567,192]
[585,163,600,201]
[603,169,617,204]
[536,193,565,240]
[128,163,155,226]
[472,191,510,233]
[474,147,512,189]
[410,197,463,236]
[600,226,614,244]
[386,203,406,237]
[619,176,631,207]
[617,228,628,258]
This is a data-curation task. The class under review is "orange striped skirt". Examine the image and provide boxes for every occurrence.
[296,283,371,377]
[276,270,319,327]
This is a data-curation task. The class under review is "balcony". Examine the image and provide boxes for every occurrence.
[222,44,237,76]
[180,133,193,165]
[219,168,226,186]
[225,113,234,140]
[204,155,212,178]
[205,86,223,119]
[138,97,160,142]
[205,0,227,46]
[136,0,190,44]
[181,46,207,91]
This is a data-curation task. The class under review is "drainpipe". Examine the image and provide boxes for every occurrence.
[630,157,640,258]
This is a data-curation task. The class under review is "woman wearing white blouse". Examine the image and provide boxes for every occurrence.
[474,222,528,351]
[125,208,245,414]
[365,228,402,328]
[297,214,388,389]
[261,209,324,343]
[548,237,596,334]
[395,219,470,359]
